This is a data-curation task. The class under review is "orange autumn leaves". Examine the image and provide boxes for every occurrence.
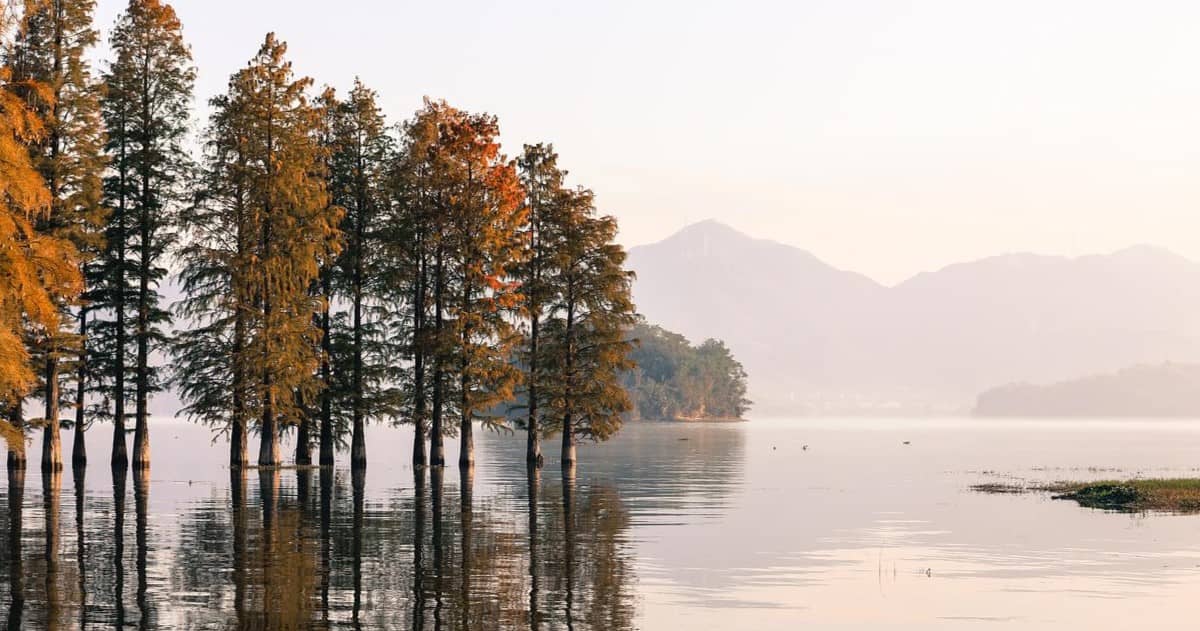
[0,11,83,449]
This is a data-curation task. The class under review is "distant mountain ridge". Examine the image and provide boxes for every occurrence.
[627,221,1200,415]
[975,363,1200,417]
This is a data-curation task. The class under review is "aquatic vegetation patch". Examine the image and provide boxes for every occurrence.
[973,478,1200,513]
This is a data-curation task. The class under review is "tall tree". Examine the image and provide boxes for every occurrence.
[175,34,339,468]
[387,106,439,467]
[536,188,636,470]
[441,107,525,470]
[388,101,525,469]
[0,1,82,464]
[96,0,194,471]
[6,0,107,472]
[326,79,393,469]
[516,144,566,468]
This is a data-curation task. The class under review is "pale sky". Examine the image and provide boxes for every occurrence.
[94,0,1200,284]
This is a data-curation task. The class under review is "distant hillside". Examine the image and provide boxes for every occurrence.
[975,363,1200,417]
[628,221,1200,414]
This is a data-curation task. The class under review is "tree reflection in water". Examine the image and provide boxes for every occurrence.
[0,460,639,630]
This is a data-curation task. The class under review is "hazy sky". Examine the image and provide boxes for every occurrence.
[93,0,1200,284]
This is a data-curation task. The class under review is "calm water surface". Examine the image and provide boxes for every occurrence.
[5,418,1200,629]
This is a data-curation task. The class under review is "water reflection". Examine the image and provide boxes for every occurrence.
[7,467,24,630]
[0,422,756,630]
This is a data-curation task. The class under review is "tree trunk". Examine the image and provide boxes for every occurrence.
[72,310,87,469]
[561,414,576,470]
[258,394,279,467]
[430,248,445,467]
[6,403,24,471]
[319,274,333,467]
[111,125,129,472]
[295,411,311,466]
[231,314,247,469]
[351,192,367,470]
[133,211,151,471]
[561,300,577,472]
[411,255,428,468]
[350,268,365,470]
[459,281,473,470]
[527,312,541,467]
[43,356,62,472]
[458,357,473,470]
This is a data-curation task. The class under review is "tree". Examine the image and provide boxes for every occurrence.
[0,1,82,464]
[6,0,107,472]
[386,105,439,468]
[95,0,194,471]
[516,143,566,468]
[439,108,526,470]
[387,101,524,469]
[536,188,636,470]
[325,79,394,469]
[176,34,339,468]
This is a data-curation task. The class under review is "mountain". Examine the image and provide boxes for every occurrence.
[975,363,1200,417]
[627,221,1200,415]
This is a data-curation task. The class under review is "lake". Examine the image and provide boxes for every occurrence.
[4,417,1200,629]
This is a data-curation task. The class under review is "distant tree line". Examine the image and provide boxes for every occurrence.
[622,322,751,421]
[0,0,641,475]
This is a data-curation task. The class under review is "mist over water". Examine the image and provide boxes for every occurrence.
[5,418,1200,629]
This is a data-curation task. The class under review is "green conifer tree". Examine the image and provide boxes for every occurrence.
[96,0,194,471]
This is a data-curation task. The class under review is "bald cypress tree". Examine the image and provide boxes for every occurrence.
[0,2,82,463]
[96,0,194,471]
[439,106,525,470]
[6,0,106,472]
[387,106,438,468]
[176,34,339,468]
[517,143,565,469]
[388,101,525,469]
[537,188,636,471]
[326,79,393,469]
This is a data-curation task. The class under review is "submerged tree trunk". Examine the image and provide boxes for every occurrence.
[561,301,577,472]
[111,126,130,472]
[8,403,25,470]
[319,274,333,467]
[295,410,311,466]
[133,227,151,471]
[230,315,247,469]
[350,206,366,470]
[459,336,473,470]
[43,356,62,472]
[527,311,541,468]
[72,310,87,469]
[429,248,445,467]
[411,255,428,468]
[561,414,576,470]
[258,394,279,467]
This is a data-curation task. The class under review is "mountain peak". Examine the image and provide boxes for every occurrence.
[664,219,750,243]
